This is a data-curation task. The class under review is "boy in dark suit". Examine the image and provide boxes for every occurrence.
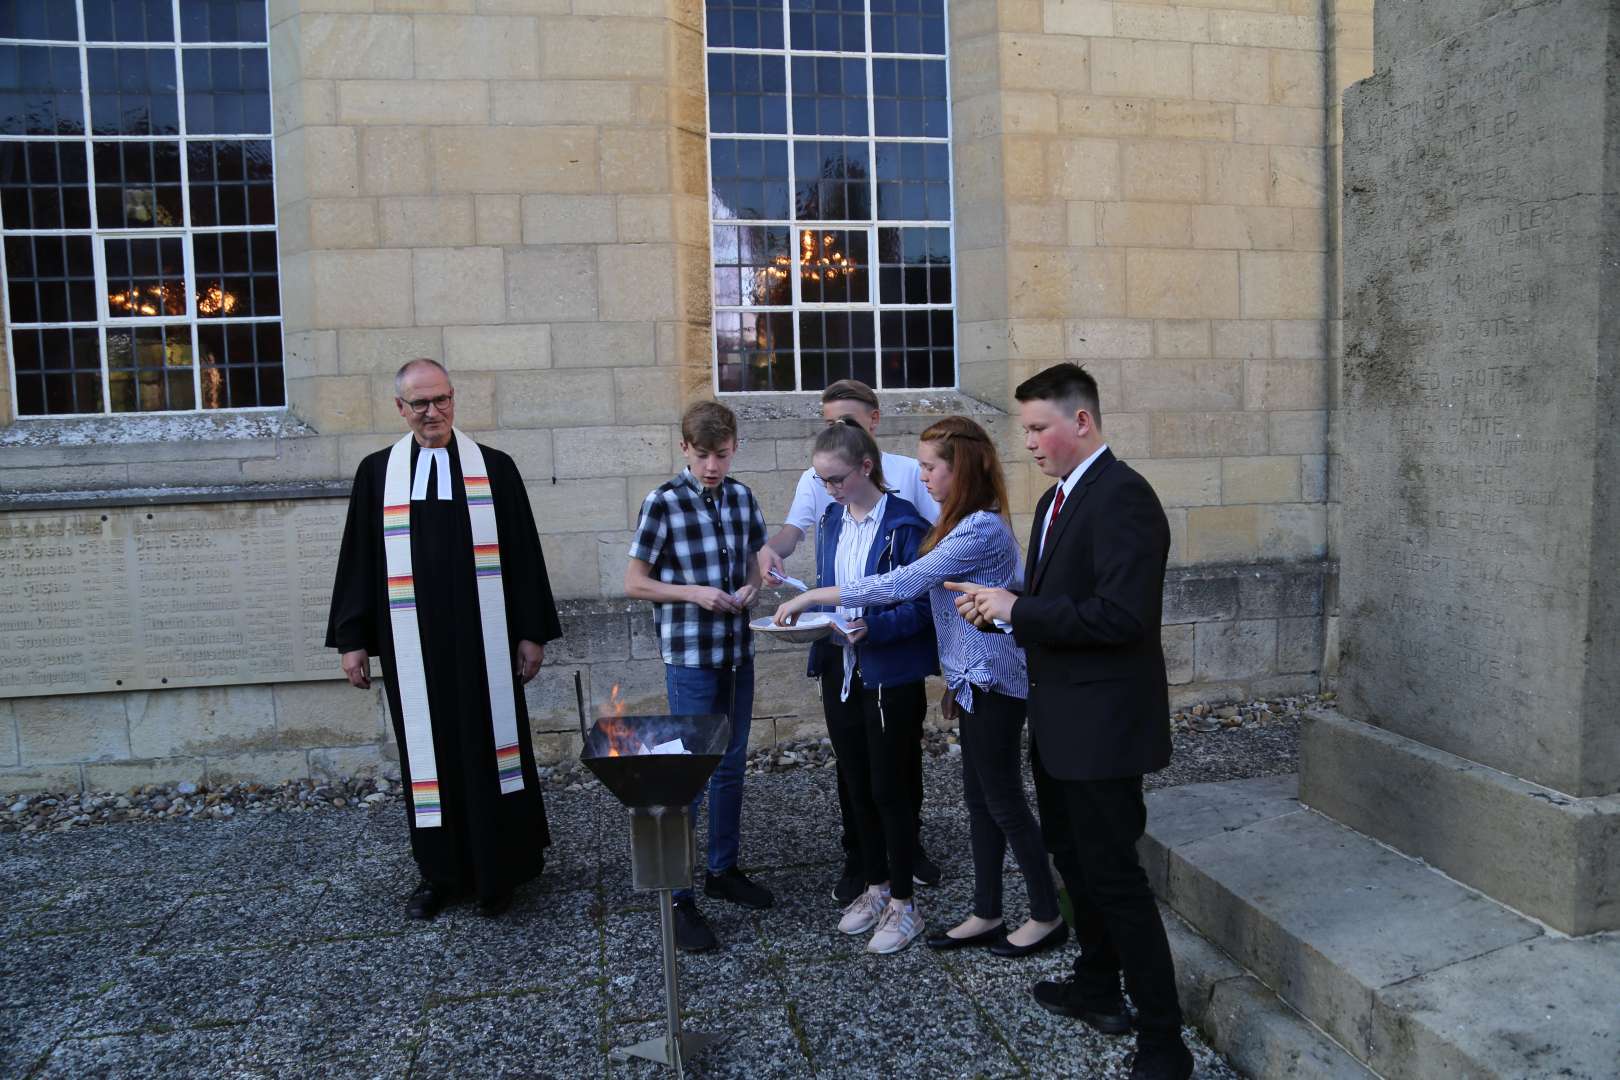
[947,364,1190,1080]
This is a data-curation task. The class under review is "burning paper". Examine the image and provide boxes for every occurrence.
[650,738,691,756]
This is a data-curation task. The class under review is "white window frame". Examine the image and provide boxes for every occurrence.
[703,0,961,395]
[0,0,283,419]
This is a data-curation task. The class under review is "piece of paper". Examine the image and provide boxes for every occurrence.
[650,738,690,755]
[769,569,810,592]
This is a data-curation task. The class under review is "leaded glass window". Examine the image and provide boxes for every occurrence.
[0,0,280,417]
[706,0,956,393]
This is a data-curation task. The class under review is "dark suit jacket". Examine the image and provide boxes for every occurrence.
[1011,448,1172,782]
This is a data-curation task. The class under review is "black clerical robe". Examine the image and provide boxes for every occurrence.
[326,438,561,899]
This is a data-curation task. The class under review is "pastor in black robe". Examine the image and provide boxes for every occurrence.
[326,438,561,901]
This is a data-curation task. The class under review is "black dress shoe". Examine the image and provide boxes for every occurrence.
[1032,975,1133,1035]
[672,898,718,953]
[405,880,452,921]
[912,844,941,887]
[925,921,1007,950]
[705,867,775,910]
[988,920,1069,958]
[1129,1038,1193,1080]
[477,888,514,918]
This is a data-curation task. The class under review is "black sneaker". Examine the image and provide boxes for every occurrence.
[832,854,864,904]
[1032,975,1132,1035]
[912,843,941,887]
[672,898,718,953]
[704,866,775,910]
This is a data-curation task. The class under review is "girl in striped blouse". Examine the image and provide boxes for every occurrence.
[775,416,1066,957]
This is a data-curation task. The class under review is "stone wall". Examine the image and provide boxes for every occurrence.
[0,0,1356,792]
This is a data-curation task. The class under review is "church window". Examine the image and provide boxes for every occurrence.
[706,0,957,392]
[0,0,281,416]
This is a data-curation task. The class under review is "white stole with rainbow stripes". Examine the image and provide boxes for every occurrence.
[382,430,525,829]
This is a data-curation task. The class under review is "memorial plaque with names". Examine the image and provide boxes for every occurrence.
[0,500,348,698]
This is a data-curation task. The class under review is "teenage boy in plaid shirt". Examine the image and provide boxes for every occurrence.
[625,400,773,952]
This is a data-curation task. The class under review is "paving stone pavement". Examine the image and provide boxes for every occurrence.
[1,746,1282,1079]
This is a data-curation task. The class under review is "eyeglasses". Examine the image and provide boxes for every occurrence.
[401,393,454,415]
[815,469,855,489]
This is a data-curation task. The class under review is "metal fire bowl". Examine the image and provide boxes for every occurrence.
[579,713,731,808]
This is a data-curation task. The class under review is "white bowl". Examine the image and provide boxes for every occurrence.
[750,612,835,644]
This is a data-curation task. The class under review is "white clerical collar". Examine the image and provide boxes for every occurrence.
[411,445,452,501]
[1057,443,1109,500]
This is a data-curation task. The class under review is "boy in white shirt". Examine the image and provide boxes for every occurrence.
[757,380,942,902]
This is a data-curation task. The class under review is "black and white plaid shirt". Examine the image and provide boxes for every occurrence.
[629,469,767,668]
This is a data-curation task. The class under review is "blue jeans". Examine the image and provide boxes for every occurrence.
[665,660,754,899]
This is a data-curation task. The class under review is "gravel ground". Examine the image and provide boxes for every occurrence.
[1,694,1327,834]
[1,695,1318,1079]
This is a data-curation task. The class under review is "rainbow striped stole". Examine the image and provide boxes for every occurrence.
[381,430,527,830]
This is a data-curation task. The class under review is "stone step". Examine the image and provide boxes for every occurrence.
[1143,775,1620,1079]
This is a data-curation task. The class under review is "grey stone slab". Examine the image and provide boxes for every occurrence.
[786,956,1024,1079]
[143,883,328,953]
[413,991,606,1079]
[0,1002,82,1078]
[602,909,777,1023]
[1302,710,1620,935]
[608,1005,808,1080]
[1166,795,1544,1057]
[437,896,603,999]
[36,1024,285,1080]
[1205,977,1377,1080]
[1369,933,1620,1080]
[1140,774,1301,896]
[0,927,149,1008]
[82,949,273,1035]
[1161,905,1246,1030]
[24,873,204,936]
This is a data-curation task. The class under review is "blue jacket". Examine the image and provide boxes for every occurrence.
[806,495,939,688]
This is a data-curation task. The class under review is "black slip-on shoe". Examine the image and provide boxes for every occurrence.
[989,920,1070,958]
[405,880,452,921]
[1032,976,1133,1036]
[705,867,775,910]
[672,898,718,953]
[925,921,1007,950]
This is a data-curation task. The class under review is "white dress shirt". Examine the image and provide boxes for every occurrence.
[998,443,1109,632]
[832,494,887,700]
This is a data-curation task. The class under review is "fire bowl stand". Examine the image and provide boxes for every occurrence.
[610,804,719,1076]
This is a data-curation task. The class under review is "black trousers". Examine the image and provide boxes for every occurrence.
[836,676,925,858]
[821,659,925,901]
[1030,738,1183,1039]
[959,689,1061,923]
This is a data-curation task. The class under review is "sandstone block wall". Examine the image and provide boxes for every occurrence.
[0,0,1361,791]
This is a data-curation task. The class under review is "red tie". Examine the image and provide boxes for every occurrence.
[1043,485,1065,554]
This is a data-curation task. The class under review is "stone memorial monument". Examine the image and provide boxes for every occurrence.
[1141,2,1620,1076]
[1314,0,1620,938]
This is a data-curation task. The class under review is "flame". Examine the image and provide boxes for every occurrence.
[597,683,643,757]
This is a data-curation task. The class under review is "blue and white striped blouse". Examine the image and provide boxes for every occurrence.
[839,509,1028,711]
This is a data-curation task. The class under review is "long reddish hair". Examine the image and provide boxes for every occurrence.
[918,416,1010,554]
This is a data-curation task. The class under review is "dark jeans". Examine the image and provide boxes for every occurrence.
[820,659,925,902]
[1030,738,1182,1038]
[958,689,1060,923]
[665,661,754,901]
